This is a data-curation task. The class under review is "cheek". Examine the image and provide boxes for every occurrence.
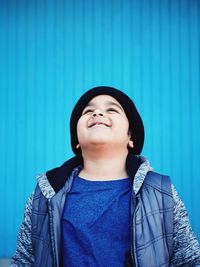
[116,118,129,134]
[120,124,130,140]
[77,118,87,140]
[77,119,81,130]
[76,119,83,139]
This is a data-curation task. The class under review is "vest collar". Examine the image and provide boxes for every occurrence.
[40,153,152,195]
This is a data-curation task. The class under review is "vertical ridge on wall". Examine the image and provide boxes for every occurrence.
[0,0,200,257]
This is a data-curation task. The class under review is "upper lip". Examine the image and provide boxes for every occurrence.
[88,121,111,128]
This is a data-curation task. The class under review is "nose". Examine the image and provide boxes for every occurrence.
[92,110,104,117]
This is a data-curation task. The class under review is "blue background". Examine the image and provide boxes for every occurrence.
[0,0,200,257]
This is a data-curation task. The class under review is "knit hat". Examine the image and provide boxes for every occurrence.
[70,86,144,155]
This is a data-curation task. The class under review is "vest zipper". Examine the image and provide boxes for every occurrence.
[48,198,57,267]
[131,191,138,267]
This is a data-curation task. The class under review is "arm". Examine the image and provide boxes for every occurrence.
[170,185,200,266]
[11,192,35,267]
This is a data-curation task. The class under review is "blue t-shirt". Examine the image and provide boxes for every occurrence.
[62,176,133,267]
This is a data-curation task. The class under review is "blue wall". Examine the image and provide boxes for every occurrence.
[0,0,200,257]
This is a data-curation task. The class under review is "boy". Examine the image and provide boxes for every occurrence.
[12,86,200,266]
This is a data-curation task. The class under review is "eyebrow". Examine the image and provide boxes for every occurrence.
[84,100,123,111]
[105,101,123,111]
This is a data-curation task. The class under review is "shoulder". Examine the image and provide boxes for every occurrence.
[35,173,56,199]
[144,171,172,196]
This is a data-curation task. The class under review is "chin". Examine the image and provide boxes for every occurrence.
[84,136,112,147]
[88,132,111,141]
[90,138,110,145]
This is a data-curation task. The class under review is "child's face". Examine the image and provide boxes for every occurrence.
[77,94,132,152]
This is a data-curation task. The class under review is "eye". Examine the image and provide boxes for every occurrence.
[82,109,94,115]
[107,108,118,113]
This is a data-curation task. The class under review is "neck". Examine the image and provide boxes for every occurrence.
[79,147,129,181]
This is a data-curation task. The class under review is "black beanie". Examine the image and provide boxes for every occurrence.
[70,86,144,155]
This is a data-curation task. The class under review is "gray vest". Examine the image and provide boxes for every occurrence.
[31,171,173,267]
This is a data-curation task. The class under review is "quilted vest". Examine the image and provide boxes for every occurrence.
[133,171,173,267]
[31,171,173,267]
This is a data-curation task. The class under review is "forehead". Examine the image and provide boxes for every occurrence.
[85,94,123,108]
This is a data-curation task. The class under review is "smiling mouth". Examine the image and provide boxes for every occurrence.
[89,122,111,128]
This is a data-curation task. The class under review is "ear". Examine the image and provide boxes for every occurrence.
[128,140,134,148]
[76,144,80,149]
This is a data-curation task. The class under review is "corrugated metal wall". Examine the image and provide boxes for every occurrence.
[0,0,199,257]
